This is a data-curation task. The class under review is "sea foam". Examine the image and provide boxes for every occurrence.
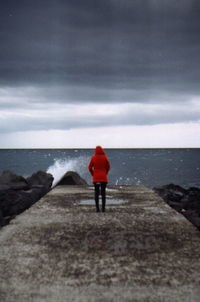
[46,156,89,187]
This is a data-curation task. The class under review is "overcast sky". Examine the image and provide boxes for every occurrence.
[0,0,200,147]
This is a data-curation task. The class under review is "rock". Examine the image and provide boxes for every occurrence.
[182,210,200,230]
[0,187,49,218]
[56,171,87,186]
[154,183,187,204]
[0,189,31,217]
[154,184,200,230]
[27,171,53,190]
[0,170,28,190]
[0,170,54,227]
[0,184,10,191]
[182,187,200,210]
[0,209,4,226]
[154,184,200,211]
[167,201,183,212]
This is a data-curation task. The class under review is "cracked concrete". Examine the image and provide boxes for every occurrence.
[0,185,200,302]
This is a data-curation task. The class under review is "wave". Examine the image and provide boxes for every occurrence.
[46,156,141,187]
[46,156,89,187]
[114,176,141,185]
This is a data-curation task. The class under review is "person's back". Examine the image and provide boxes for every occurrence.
[88,146,110,212]
[89,146,110,183]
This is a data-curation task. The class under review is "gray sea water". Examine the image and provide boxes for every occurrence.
[0,149,199,188]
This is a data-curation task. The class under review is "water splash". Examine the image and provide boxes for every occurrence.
[114,176,141,185]
[46,156,89,187]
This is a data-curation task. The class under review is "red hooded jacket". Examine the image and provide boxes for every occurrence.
[88,146,110,183]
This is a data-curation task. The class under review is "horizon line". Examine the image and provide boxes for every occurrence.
[0,147,199,150]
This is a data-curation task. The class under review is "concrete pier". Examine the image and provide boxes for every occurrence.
[0,185,200,302]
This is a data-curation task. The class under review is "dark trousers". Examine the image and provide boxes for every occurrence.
[94,182,107,212]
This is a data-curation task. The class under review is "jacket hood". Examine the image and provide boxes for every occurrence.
[95,146,105,155]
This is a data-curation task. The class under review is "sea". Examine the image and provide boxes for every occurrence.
[0,148,199,189]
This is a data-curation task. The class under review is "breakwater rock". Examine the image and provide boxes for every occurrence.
[56,171,87,186]
[154,184,200,230]
[0,170,53,226]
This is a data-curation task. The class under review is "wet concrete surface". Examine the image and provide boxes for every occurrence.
[0,185,200,302]
[80,198,128,205]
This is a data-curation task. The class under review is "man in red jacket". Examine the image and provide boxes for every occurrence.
[88,146,110,212]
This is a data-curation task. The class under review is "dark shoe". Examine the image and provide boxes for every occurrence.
[96,208,100,212]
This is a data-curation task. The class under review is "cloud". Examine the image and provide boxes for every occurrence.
[0,0,200,146]
[0,122,199,148]
[0,0,200,96]
[1,97,200,133]
[0,84,196,112]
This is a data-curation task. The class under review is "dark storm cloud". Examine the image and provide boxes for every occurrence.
[0,0,200,103]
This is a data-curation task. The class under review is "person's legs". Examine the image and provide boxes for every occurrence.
[94,183,100,212]
[101,182,107,212]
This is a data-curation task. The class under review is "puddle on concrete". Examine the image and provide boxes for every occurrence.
[80,199,128,205]
[106,188,118,192]
[88,187,118,192]
[144,207,167,214]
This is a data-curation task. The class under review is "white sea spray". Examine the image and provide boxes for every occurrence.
[46,156,90,187]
